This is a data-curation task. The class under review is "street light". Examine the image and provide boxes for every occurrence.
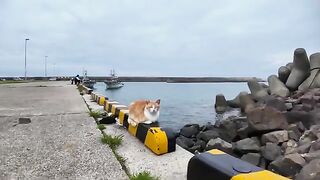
[24,38,30,80]
[44,56,48,77]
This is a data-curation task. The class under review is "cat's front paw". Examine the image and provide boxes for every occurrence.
[128,118,137,127]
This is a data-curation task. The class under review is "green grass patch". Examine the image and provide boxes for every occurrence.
[88,110,102,119]
[101,134,123,149]
[97,124,106,131]
[130,171,159,180]
[77,85,85,92]
[0,80,27,84]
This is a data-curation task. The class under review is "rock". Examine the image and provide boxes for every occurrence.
[299,53,320,90]
[200,122,215,131]
[286,62,294,70]
[247,78,269,100]
[261,130,289,145]
[259,158,267,169]
[295,159,320,180]
[218,117,247,142]
[286,48,310,91]
[299,130,318,146]
[285,103,293,111]
[269,153,306,177]
[310,140,320,152]
[268,75,290,97]
[197,129,219,142]
[234,137,261,153]
[283,140,298,155]
[180,124,200,138]
[301,150,320,163]
[247,106,288,133]
[241,153,261,166]
[278,66,291,83]
[215,94,228,113]
[237,125,254,140]
[194,139,206,151]
[285,111,314,129]
[287,124,302,141]
[188,145,202,154]
[227,91,248,108]
[261,143,281,161]
[297,143,312,154]
[176,136,195,149]
[239,93,256,113]
[205,137,232,154]
[310,125,320,139]
[265,96,287,112]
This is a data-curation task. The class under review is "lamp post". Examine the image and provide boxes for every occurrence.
[44,56,48,78]
[24,38,29,80]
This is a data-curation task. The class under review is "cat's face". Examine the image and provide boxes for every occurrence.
[145,99,160,114]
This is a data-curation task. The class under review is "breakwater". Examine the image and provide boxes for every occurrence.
[1,76,265,83]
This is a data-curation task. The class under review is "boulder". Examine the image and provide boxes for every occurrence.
[261,130,289,145]
[261,143,281,161]
[205,137,232,154]
[239,93,256,113]
[176,136,195,149]
[241,153,261,166]
[301,150,320,163]
[285,103,293,111]
[227,91,248,108]
[234,137,261,153]
[188,145,202,154]
[247,78,269,100]
[218,117,247,142]
[286,62,294,70]
[180,124,200,138]
[194,139,206,152]
[295,159,320,180]
[299,53,320,90]
[265,96,287,112]
[200,122,215,131]
[283,140,298,155]
[299,130,318,146]
[310,139,320,152]
[215,94,228,113]
[285,111,314,129]
[268,75,290,97]
[278,66,291,83]
[288,124,302,141]
[247,106,288,133]
[197,129,219,142]
[286,48,310,91]
[269,153,306,177]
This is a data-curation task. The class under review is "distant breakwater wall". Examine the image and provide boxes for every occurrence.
[5,76,265,83]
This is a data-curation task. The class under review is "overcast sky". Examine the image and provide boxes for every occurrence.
[0,0,319,78]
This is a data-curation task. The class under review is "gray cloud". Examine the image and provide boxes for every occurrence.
[0,0,319,78]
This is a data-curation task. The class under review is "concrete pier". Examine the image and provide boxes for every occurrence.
[0,81,127,179]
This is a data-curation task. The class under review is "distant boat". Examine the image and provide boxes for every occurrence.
[82,70,96,88]
[104,69,124,89]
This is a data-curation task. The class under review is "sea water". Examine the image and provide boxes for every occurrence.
[94,82,248,130]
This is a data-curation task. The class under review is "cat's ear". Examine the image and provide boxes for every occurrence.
[146,100,150,104]
[155,99,160,105]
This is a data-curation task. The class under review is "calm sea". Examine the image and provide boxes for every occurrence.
[94,82,249,131]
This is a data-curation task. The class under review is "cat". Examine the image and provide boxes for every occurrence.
[128,99,160,127]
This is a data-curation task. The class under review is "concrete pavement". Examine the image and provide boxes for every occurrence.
[0,81,128,179]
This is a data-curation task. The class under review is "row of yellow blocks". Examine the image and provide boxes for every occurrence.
[91,92,176,155]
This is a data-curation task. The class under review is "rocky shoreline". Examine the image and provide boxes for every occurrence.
[176,48,320,179]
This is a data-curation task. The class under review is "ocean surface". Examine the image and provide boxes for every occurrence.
[94,82,249,131]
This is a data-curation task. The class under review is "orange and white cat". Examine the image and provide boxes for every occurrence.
[128,99,160,127]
